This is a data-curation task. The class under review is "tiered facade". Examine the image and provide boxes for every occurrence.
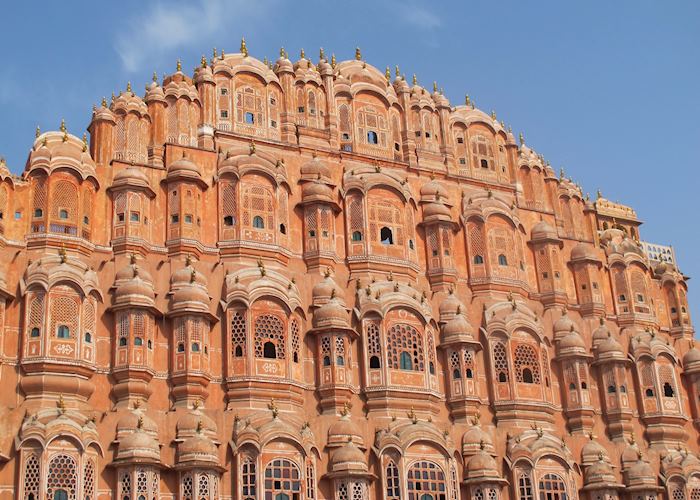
[0,42,697,500]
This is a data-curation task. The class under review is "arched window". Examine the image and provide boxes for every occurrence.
[608,385,617,393]
[242,456,256,500]
[538,473,568,500]
[466,368,473,378]
[407,461,446,500]
[235,345,244,357]
[370,355,381,369]
[474,255,484,264]
[84,332,92,343]
[253,215,265,229]
[254,313,285,360]
[352,230,363,241]
[178,343,185,352]
[47,454,77,500]
[387,323,424,372]
[493,342,509,383]
[664,382,675,397]
[191,342,200,352]
[119,337,127,347]
[30,327,40,337]
[263,342,276,359]
[380,226,394,245]
[337,356,345,366]
[279,223,286,234]
[223,215,234,226]
[368,131,379,144]
[498,254,508,266]
[517,471,534,500]
[400,351,413,370]
[57,325,70,339]
[453,369,461,379]
[514,344,541,384]
[59,209,69,220]
[323,356,331,366]
[264,458,300,498]
[386,460,401,500]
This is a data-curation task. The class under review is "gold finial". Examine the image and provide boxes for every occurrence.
[35,126,41,138]
[596,189,602,199]
[536,426,544,438]
[60,118,66,133]
[58,245,67,263]
[220,48,225,59]
[331,53,336,68]
[57,394,66,414]
[196,420,203,433]
[176,59,182,72]
[388,270,393,281]
[519,132,525,145]
[341,401,351,416]
[465,94,470,106]
[407,407,418,424]
[133,398,142,409]
[190,268,196,283]
[508,125,513,133]
[152,71,158,83]
[479,438,486,450]
[101,95,108,107]
[559,167,565,179]
[240,37,248,56]
[126,81,132,93]
[355,47,361,60]
[385,66,391,82]
[201,54,207,68]
[412,74,417,85]
[395,65,401,78]
[319,47,325,61]
[137,415,144,429]
[300,48,306,59]
[185,254,192,266]
[268,399,279,418]
[433,81,438,92]
[82,133,88,152]
[280,46,286,59]
[192,399,201,409]
[212,47,218,59]
[323,267,331,278]
[249,141,256,155]
[491,110,497,120]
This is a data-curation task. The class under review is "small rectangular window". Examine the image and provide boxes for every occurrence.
[220,88,228,95]
[542,272,549,279]
[271,120,277,128]
[14,211,21,220]
[117,213,125,222]
[171,214,179,223]
[184,214,193,224]
[592,282,599,289]
[220,110,229,118]
[270,97,277,105]
[459,158,466,165]
[298,106,305,113]
[130,212,140,222]
[245,112,255,124]
[457,137,464,144]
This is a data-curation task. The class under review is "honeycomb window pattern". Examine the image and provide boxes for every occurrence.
[387,323,424,371]
[254,313,286,359]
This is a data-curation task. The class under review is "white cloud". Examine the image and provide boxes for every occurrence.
[396,3,442,31]
[115,0,276,72]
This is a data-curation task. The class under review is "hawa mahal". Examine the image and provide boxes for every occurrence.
[0,40,696,500]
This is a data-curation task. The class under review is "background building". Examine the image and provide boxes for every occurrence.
[0,42,696,500]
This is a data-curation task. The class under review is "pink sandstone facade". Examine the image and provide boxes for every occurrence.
[0,41,696,500]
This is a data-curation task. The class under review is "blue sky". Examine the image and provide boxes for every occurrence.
[1,0,698,321]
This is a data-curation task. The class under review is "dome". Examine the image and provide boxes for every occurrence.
[553,310,575,339]
[312,275,344,305]
[301,181,334,203]
[114,263,156,305]
[176,408,218,438]
[571,242,599,261]
[114,166,149,184]
[172,284,210,306]
[596,334,625,361]
[423,201,451,219]
[465,450,501,481]
[684,346,700,374]
[584,458,618,487]
[442,313,475,344]
[116,428,161,462]
[531,220,558,241]
[300,157,332,182]
[420,180,446,203]
[327,414,364,448]
[581,436,608,466]
[626,459,656,485]
[592,319,611,347]
[172,263,208,288]
[462,425,494,456]
[178,434,219,465]
[558,328,587,357]
[329,441,368,473]
[167,153,202,179]
[116,410,158,438]
[313,299,350,329]
[439,292,463,321]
